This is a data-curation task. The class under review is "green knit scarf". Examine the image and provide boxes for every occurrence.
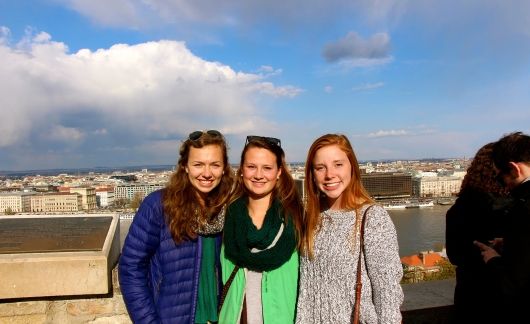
[223,196,296,272]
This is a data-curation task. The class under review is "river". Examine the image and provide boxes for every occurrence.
[388,204,451,257]
[119,204,452,258]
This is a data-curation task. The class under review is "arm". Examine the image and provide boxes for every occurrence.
[478,209,530,305]
[446,193,498,267]
[445,200,468,266]
[118,195,163,323]
[364,206,404,324]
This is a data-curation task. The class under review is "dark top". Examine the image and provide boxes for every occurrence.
[486,180,530,323]
[446,189,512,323]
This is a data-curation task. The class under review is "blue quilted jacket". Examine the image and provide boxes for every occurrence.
[118,190,222,324]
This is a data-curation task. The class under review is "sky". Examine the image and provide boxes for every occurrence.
[0,0,529,171]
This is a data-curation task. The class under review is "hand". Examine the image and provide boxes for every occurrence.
[489,237,503,251]
[474,240,500,263]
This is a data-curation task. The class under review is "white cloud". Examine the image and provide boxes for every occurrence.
[47,125,85,142]
[54,1,530,48]
[250,82,303,98]
[352,82,385,92]
[257,65,283,77]
[0,29,301,152]
[367,129,409,138]
[324,85,333,93]
[0,26,10,45]
[59,0,147,28]
[93,128,108,135]
[55,0,418,31]
[32,31,52,43]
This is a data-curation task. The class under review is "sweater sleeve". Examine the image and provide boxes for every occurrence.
[118,193,163,324]
[363,205,404,324]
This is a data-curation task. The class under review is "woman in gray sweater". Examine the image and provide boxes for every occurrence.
[296,133,403,324]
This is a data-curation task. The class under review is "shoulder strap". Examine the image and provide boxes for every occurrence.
[218,265,240,314]
[359,205,374,255]
[352,204,375,324]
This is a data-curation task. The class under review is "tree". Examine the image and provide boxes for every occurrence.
[4,207,16,215]
[112,198,129,209]
[424,258,456,281]
[130,192,144,211]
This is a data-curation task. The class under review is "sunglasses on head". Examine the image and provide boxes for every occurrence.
[188,130,222,141]
[245,135,281,147]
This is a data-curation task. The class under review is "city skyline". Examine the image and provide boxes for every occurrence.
[1,1,529,171]
[0,156,466,175]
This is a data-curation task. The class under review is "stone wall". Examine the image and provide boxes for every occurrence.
[1,267,455,324]
[0,267,131,324]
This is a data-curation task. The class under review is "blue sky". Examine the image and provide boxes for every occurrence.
[1,0,529,170]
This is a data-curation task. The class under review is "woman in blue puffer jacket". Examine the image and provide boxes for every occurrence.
[119,130,234,324]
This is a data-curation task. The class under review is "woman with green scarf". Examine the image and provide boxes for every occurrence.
[219,135,303,324]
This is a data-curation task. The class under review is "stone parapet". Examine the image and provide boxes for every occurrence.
[0,214,120,299]
[0,269,455,323]
[0,268,131,324]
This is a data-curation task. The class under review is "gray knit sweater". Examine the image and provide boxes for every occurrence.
[296,205,403,324]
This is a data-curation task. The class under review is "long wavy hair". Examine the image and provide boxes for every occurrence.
[231,137,303,249]
[301,134,374,259]
[162,132,234,243]
[460,142,508,196]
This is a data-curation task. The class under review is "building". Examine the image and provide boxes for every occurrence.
[30,192,82,213]
[294,178,306,201]
[96,189,115,207]
[70,187,97,210]
[0,192,34,213]
[360,173,413,199]
[414,176,463,198]
[114,183,164,200]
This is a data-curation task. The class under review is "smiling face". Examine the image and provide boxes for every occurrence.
[312,144,352,209]
[241,147,281,200]
[185,144,224,197]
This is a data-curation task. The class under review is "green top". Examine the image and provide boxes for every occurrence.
[218,245,299,324]
[195,236,218,324]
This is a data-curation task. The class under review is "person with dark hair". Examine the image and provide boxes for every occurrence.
[218,135,303,324]
[119,130,234,324]
[446,142,511,323]
[474,131,530,323]
[296,134,403,324]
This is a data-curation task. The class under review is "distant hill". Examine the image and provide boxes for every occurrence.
[0,157,462,178]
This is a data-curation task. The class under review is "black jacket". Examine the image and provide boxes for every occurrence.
[486,180,530,323]
[446,189,511,323]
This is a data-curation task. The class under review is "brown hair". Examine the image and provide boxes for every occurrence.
[232,137,303,249]
[301,134,374,259]
[162,132,234,243]
[492,131,530,173]
[460,142,508,196]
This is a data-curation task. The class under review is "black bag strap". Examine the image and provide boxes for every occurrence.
[218,265,240,314]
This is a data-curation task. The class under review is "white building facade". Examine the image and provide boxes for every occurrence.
[114,183,164,200]
[0,192,34,213]
[415,176,463,198]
